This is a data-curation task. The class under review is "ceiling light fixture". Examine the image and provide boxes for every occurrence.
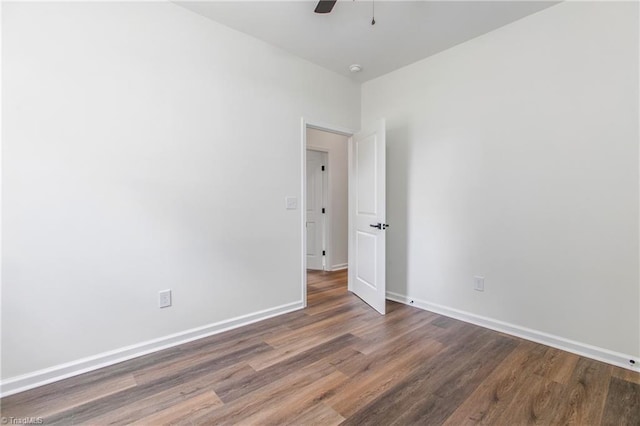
[349,64,362,73]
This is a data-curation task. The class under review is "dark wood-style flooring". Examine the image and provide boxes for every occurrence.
[1,269,639,425]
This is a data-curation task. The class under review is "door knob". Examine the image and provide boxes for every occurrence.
[370,223,390,230]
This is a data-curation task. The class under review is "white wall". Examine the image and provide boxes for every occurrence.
[362,2,639,359]
[1,1,360,381]
[306,128,349,270]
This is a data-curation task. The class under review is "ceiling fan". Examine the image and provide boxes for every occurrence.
[314,0,337,14]
[314,0,376,25]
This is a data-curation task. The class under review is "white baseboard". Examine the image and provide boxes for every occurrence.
[330,263,348,271]
[0,300,304,398]
[386,291,640,372]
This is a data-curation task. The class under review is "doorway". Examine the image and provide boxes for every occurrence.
[302,121,352,306]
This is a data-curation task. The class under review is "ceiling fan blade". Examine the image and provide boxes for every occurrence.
[314,0,337,14]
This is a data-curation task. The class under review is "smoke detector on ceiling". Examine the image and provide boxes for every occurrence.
[349,64,362,73]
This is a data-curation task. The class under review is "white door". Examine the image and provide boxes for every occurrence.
[348,120,386,314]
[306,150,327,270]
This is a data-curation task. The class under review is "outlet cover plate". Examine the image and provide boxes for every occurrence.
[159,289,172,308]
[285,196,298,210]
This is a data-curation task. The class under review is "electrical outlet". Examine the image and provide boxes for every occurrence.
[159,289,172,308]
[474,276,485,292]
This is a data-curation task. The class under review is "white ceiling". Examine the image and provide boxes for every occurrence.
[176,1,558,82]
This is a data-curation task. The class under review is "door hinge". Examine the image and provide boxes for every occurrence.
[322,250,326,256]
[322,208,325,214]
[321,165,325,171]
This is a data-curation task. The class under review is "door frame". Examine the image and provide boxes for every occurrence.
[300,118,354,307]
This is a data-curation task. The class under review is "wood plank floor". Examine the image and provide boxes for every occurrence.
[2,269,638,425]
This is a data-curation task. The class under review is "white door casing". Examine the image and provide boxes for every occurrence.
[348,120,386,314]
[306,150,327,270]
